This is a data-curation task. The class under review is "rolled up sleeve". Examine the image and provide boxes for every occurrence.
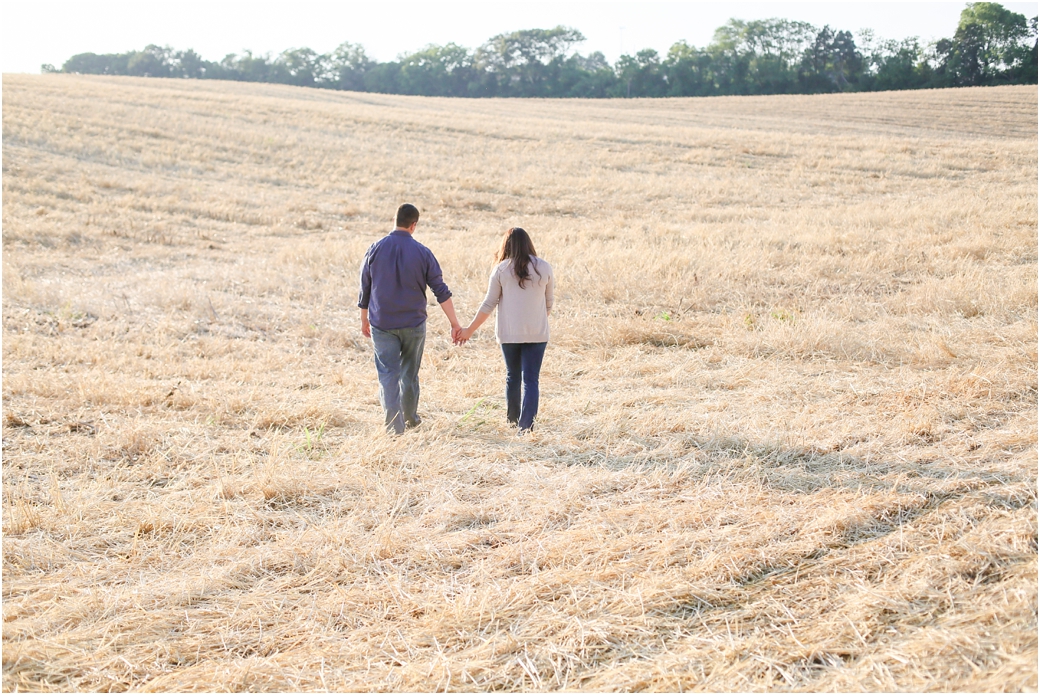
[425,251,453,304]
[357,247,373,309]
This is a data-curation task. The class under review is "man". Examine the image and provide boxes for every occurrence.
[358,204,461,434]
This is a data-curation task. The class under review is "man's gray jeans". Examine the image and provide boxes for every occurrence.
[371,322,426,434]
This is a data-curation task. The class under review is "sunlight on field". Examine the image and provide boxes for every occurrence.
[2,75,1037,691]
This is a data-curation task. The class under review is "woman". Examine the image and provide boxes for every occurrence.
[458,227,553,434]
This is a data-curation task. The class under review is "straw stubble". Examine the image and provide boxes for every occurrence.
[2,75,1037,691]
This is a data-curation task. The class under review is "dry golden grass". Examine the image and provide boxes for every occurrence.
[2,74,1037,692]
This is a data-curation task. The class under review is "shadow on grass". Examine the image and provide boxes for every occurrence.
[552,432,1032,497]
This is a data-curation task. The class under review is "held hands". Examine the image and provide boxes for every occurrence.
[452,309,488,346]
[452,324,474,346]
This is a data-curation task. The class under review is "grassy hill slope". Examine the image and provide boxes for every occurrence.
[3,75,1037,691]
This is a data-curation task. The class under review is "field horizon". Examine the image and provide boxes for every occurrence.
[2,75,1037,692]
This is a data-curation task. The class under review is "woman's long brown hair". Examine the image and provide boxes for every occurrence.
[497,227,540,288]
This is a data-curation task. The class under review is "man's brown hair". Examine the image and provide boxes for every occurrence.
[396,203,420,228]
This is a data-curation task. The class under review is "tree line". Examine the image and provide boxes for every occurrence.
[47,2,1037,97]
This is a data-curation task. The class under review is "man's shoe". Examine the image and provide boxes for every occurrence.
[405,418,422,430]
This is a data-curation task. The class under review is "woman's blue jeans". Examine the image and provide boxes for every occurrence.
[371,323,426,434]
[501,342,547,431]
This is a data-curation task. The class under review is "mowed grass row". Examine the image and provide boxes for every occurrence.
[2,75,1037,691]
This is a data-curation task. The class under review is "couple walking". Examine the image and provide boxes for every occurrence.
[358,204,554,435]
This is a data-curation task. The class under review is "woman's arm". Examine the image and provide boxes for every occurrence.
[458,267,502,344]
[459,310,491,343]
[545,264,554,316]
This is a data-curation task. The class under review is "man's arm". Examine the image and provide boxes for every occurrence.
[360,308,371,338]
[439,298,462,341]
[358,245,374,338]
[424,250,460,340]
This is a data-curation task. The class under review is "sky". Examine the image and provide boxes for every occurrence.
[3,1,1038,74]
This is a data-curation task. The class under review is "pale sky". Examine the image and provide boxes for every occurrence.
[2,1,1038,74]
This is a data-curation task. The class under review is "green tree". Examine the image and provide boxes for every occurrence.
[363,61,402,93]
[174,49,206,79]
[614,49,666,97]
[53,7,1032,97]
[277,47,330,87]
[664,41,728,97]
[329,42,373,91]
[560,51,617,97]
[62,51,131,75]
[863,37,929,91]
[941,2,1034,84]
[748,21,810,93]
[1014,16,1039,82]
[126,45,174,77]
[707,18,816,94]
[476,26,585,96]
[397,43,474,95]
[704,21,752,94]
[800,26,862,92]
[222,51,288,83]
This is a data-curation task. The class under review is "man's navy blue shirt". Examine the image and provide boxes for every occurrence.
[358,230,452,330]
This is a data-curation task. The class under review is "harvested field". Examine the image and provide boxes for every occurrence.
[2,75,1037,691]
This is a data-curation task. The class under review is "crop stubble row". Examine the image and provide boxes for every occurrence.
[2,76,1036,691]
